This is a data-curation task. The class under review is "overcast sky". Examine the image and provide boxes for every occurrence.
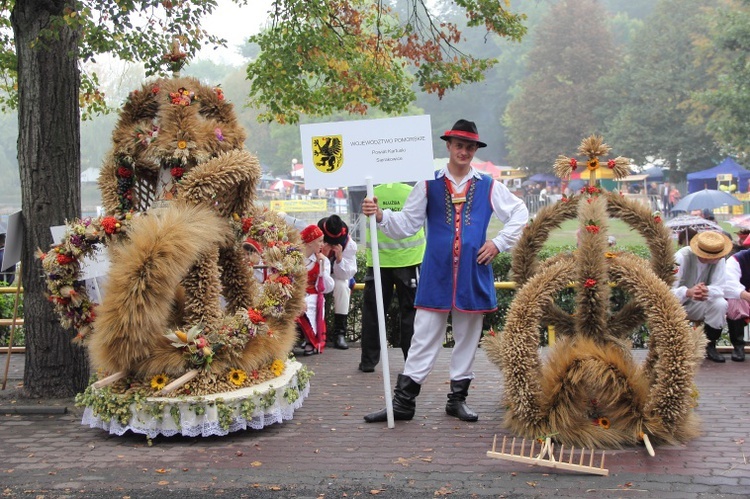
[199,0,273,65]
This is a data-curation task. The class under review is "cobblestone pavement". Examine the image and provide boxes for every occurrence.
[1,347,749,498]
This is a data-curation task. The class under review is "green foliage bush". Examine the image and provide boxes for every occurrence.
[0,285,24,347]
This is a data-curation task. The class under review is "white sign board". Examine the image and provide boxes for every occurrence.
[299,115,434,189]
[1,211,21,271]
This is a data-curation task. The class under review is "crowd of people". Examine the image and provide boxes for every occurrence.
[249,118,747,425]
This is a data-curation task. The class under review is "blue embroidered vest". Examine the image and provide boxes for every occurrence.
[415,172,496,312]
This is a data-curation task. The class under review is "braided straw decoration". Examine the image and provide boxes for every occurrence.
[484,183,702,448]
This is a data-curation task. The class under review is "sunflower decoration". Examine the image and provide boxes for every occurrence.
[150,374,169,391]
[227,368,248,387]
[270,359,285,377]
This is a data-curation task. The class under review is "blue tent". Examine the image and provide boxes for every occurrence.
[687,158,750,193]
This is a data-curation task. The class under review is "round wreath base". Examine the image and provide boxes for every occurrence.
[80,359,310,438]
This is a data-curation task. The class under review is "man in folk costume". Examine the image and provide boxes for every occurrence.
[361,119,529,422]
[317,214,358,350]
[297,224,334,355]
[672,230,732,362]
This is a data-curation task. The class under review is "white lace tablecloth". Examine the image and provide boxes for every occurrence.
[81,359,310,438]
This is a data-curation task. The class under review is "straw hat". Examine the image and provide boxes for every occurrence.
[689,231,732,259]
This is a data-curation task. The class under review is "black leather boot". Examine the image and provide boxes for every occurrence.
[706,341,726,362]
[446,378,479,422]
[704,325,726,363]
[333,313,349,350]
[732,344,745,362]
[364,374,421,423]
[727,319,746,362]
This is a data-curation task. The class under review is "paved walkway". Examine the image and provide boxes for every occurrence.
[1,347,749,498]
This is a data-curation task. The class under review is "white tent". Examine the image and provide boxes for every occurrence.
[81,167,100,183]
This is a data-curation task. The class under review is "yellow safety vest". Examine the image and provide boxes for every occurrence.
[365,183,426,268]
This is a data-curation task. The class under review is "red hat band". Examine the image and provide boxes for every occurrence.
[443,130,480,142]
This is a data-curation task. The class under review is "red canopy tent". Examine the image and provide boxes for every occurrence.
[472,161,506,179]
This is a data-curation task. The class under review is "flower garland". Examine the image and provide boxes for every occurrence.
[75,361,314,431]
[41,208,304,345]
[38,216,130,342]
[230,209,304,320]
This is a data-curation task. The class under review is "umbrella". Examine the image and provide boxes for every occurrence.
[728,214,750,229]
[671,188,741,213]
[271,179,295,191]
[642,166,665,181]
[665,215,722,234]
[529,173,560,183]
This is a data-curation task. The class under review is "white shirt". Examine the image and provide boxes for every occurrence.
[331,236,358,281]
[378,167,529,252]
[723,255,746,299]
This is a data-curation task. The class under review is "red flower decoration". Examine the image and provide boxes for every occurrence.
[151,86,160,94]
[583,278,597,288]
[570,158,578,170]
[100,216,119,235]
[653,216,662,224]
[585,224,600,234]
[247,309,266,323]
[241,217,253,233]
[117,166,133,178]
[170,167,185,179]
[276,276,291,286]
[607,159,616,169]
[56,253,75,265]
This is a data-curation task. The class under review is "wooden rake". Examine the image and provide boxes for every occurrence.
[487,435,609,476]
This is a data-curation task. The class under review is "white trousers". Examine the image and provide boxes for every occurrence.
[402,308,484,384]
[682,296,728,330]
[332,278,351,314]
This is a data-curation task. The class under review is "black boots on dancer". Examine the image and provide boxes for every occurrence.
[705,323,746,362]
[333,313,349,350]
[364,375,479,423]
[726,319,746,362]
[445,379,479,422]
[364,374,420,422]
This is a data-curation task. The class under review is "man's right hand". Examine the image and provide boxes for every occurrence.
[361,197,382,222]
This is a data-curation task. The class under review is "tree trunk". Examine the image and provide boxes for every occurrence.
[12,0,89,397]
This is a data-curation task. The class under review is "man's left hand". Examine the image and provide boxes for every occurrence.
[477,241,499,265]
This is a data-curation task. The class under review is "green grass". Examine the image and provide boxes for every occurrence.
[490,218,740,249]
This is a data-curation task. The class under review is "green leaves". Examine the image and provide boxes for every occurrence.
[246,0,525,123]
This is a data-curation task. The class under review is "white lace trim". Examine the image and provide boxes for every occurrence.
[80,360,310,438]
